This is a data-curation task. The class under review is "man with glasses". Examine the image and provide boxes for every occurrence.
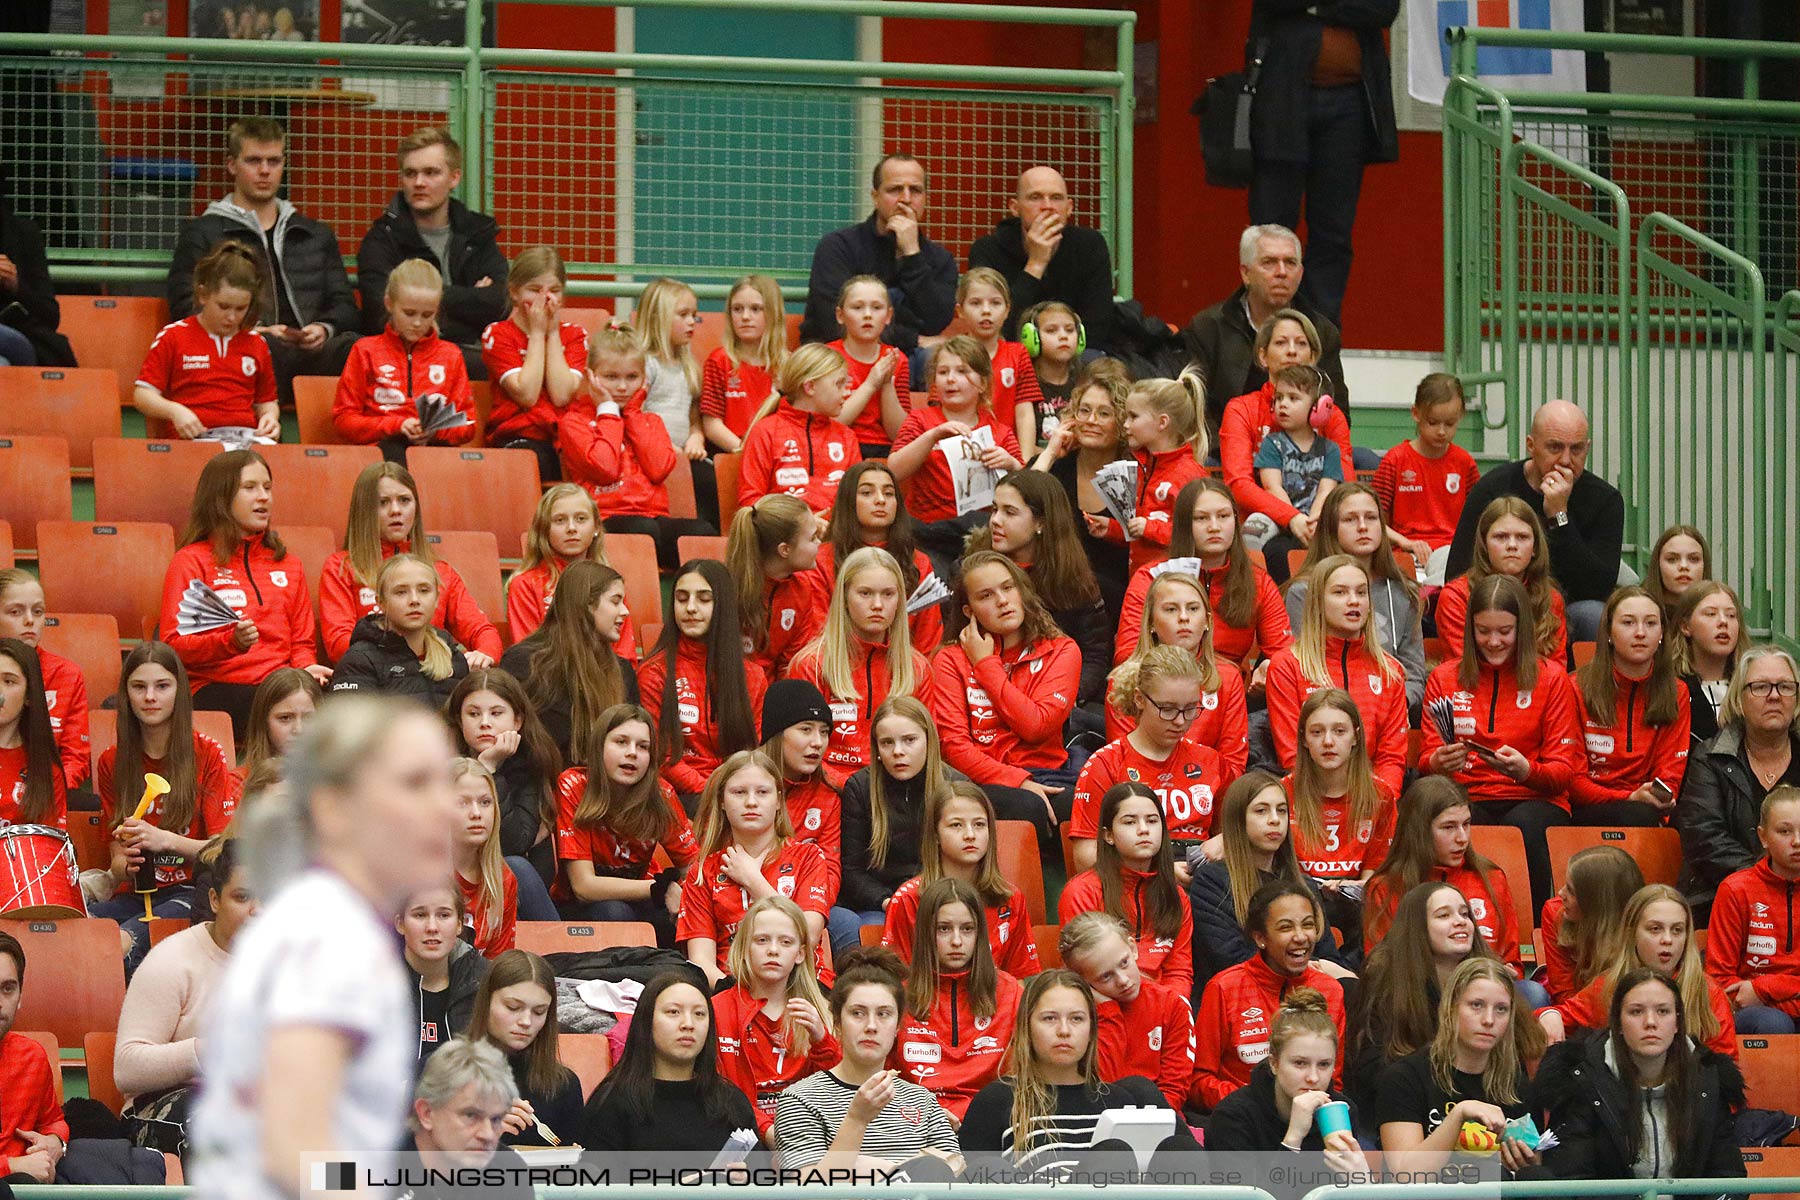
[1446,398,1623,643]
[406,1038,534,1198]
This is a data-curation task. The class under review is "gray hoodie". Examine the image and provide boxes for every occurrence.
[1284,573,1427,711]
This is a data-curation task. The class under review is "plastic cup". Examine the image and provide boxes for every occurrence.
[1315,1100,1352,1138]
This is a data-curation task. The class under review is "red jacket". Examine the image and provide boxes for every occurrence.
[930,636,1080,789]
[1120,448,1207,576]
[677,839,832,978]
[1569,669,1691,807]
[783,772,842,906]
[1705,858,1800,1016]
[1219,383,1355,527]
[456,868,517,958]
[479,317,588,444]
[334,326,475,445]
[97,734,236,889]
[1364,862,1522,970]
[814,541,942,653]
[1096,979,1194,1110]
[738,400,861,513]
[0,1032,68,1159]
[1058,867,1194,1000]
[1436,575,1568,664]
[829,340,910,447]
[1265,638,1409,795]
[319,542,502,663]
[1116,559,1293,667]
[1547,972,1738,1058]
[560,393,677,519]
[636,636,769,796]
[790,639,934,788]
[506,560,639,660]
[1284,774,1397,880]
[712,984,840,1135]
[1418,658,1583,808]
[161,535,318,688]
[750,571,830,682]
[1070,735,1228,844]
[881,875,1041,978]
[890,968,1023,1121]
[552,768,697,900]
[892,406,1023,523]
[0,745,67,830]
[1104,658,1249,779]
[38,648,90,792]
[985,341,1043,435]
[1371,440,1480,552]
[699,348,775,442]
[1191,954,1344,1110]
[1539,895,1577,1003]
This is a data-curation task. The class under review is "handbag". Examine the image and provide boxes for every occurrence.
[1192,38,1267,189]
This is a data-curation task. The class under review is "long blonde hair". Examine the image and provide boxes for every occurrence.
[691,750,790,858]
[748,342,846,429]
[451,757,507,946]
[517,483,607,581]
[1555,845,1644,994]
[918,781,1011,907]
[792,547,918,702]
[1118,572,1222,691]
[1429,958,1543,1105]
[724,275,787,374]
[1293,555,1402,686]
[1125,369,1210,463]
[727,895,830,1058]
[1002,971,1100,1162]
[1594,884,1719,1045]
[384,257,443,310]
[377,554,454,681]
[1290,688,1382,849]
[636,277,700,393]
[866,696,947,871]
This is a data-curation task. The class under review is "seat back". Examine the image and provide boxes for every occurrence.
[605,534,663,630]
[293,376,345,445]
[1468,824,1538,952]
[59,297,169,406]
[513,921,657,956]
[0,520,11,569]
[0,367,124,468]
[425,531,506,642]
[714,452,743,528]
[676,536,727,565]
[84,1031,125,1114]
[559,1032,613,1101]
[1740,1037,1800,1115]
[280,525,338,651]
[261,444,383,545]
[0,918,126,1045]
[38,612,123,703]
[36,521,173,638]
[21,1030,61,1102]
[92,437,224,529]
[406,447,542,561]
[0,437,73,551]
[994,820,1047,925]
[1545,825,1684,892]
[666,454,697,520]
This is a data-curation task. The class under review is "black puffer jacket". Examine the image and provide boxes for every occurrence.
[357,194,509,344]
[329,614,469,704]
[1246,0,1401,167]
[167,197,358,333]
[1678,726,1800,912]
[839,762,971,913]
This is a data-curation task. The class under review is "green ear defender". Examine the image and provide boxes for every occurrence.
[1019,306,1087,358]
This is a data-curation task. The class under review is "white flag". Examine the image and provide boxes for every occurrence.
[1406,0,1585,107]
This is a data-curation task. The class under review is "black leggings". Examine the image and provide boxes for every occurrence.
[603,515,718,571]
[498,436,562,484]
[193,682,259,747]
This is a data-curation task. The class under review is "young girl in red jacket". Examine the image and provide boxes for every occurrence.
[678,749,831,987]
[1570,585,1691,826]
[818,461,942,651]
[506,484,639,659]
[882,782,1040,979]
[790,547,932,789]
[1704,786,1800,1034]
[1073,646,1229,875]
[1084,372,1209,577]
[1287,687,1396,958]
[1190,878,1345,1110]
[698,274,787,453]
[1370,373,1480,564]
[757,679,842,906]
[737,343,861,515]
[1107,570,1249,778]
[714,894,837,1142]
[955,268,1042,454]
[553,703,695,945]
[891,875,1024,1122]
[827,275,909,456]
[1266,555,1409,796]
[1436,496,1568,664]
[1059,782,1194,999]
[318,462,501,665]
[1420,573,1582,911]
[1115,478,1294,680]
[1535,845,1643,1006]
[480,246,586,482]
[637,559,765,805]
[0,571,89,792]
[450,757,516,958]
[333,258,475,463]
[0,639,66,829]
[95,642,235,971]
[134,242,278,441]
[1060,911,1194,1111]
[563,324,715,570]
[160,449,330,740]
[931,552,1080,831]
[726,495,829,682]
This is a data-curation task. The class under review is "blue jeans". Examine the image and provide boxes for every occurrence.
[505,856,559,922]
[1735,1005,1797,1034]
[1516,976,1552,1013]
[93,885,199,975]
[828,906,885,960]
[0,324,36,366]
[1566,599,1605,646]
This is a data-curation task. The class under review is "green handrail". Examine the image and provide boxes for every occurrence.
[1447,25,1800,60]
[0,31,473,64]
[1441,75,1512,419]
[474,46,1123,88]
[1302,1179,1800,1200]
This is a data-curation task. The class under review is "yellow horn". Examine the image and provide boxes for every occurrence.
[131,773,171,822]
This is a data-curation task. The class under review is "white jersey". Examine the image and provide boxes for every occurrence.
[192,869,413,1200]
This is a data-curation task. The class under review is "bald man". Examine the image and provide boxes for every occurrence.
[967,166,1117,351]
[1445,399,1624,643]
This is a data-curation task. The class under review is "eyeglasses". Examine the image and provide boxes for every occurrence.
[1747,681,1800,699]
[1148,700,1202,722]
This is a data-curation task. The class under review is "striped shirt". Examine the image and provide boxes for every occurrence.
[773,1069,960,1169]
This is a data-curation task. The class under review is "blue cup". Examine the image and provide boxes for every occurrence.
[1315,1100,1352,1139]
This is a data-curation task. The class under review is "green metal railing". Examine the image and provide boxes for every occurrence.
[0,0,1132,301]
[1301,1176,1800,1200]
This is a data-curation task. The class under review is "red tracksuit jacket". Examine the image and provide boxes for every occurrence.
[97,734,236,889]
[677,839,833,978]
[1219,384,1355,528]
[636,636,769,796]
[1436,575,1569,664]
[881,875,1041,978]
[892,406,1023,523]
[1418,658,1583,809]
[738,400,861,513]
[1070,735,1228,844]
[333,326,475,445]
[1569,669,1691,807]
[930,636,1080,789]
[38,648,89,792]
[699,348,776,443]
[319,541,502,663]
[1705,858,1800,1016]
[1104,659,1249,779]
[551,768,697,902]
[1284,774,1398,880]
[1096,978,1195,1110]
[1364,861,1522,969]
[783,772,842,906]
[712,984,840,1135]
[891,967,1024,1121]
[1548,972,1737,1058]
[1265,638,1409,796]
[1115,447,1207,576]
[1058,867,1194,1000]
[161,535,318,688]
[505,560,639,660]
[829,340,911,448]
[1371,440,1481,553]
[814,541,942,654]
[0,745,67,829]
[560,393,677,518]
[750,571,830,682]
[790,639,934,788]
[480,318,588,444]
[1116,559,1293,667]
[1191,954,1344,1110]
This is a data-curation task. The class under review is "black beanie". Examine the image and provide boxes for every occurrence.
[760,679,831,744]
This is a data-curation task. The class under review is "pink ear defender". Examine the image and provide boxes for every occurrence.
[1308,368,1337,431]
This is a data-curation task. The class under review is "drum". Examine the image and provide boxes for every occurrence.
[0,824,86,919]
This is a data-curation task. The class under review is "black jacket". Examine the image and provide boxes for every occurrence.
[967,216,1118,350]
[0,208,74,366]
[799,214,957,351]
[1247,0,1401,168]
[1179,284,1348,438]
[1048,594,1112,708]
[406,940,490,1055]
[167,197,359,334]
[1445,460,1626,605]
[1205,1060,1355,1151]
[357,194,509,345]
[493,752,554,863]
[1527,1033,1744,1183]
[1678,725,1800,908]
[1684,674,1724,745]
[839,762,970,913]
[1188,859,1348,1000]
[329,615,469,704]
[503,1056,585,1148]
[499,638,639,764]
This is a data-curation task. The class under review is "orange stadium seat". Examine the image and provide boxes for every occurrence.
[22,1031,60,1102]
[38,613,123,703]
[424,531,505,642]
[690,312,728,362]
[70,811,109,872]
[1546,825,1684,892]
[279,525,337,644]
[36,521,172,638]
[261,444,382,545]
[636,623,661,653]
[676,536,727,565]
[59,296,168,407]
[559,305,614,342]
[293,376,345,446]
[1742,1146,1800,1200]
[784,314,802,349]
[0,367,123,470]
[83,1032,125,1114]
[1571,641,1597,668]
[90,708,235,775]
[605,535,662,627]
[995,820,1046,925]
[469,382,491,449]
[714,452,743,527]
[513,921,656,956]
[1740,1037,1800,1115]
[0,521,12,570]
[560,1033,612,1101]
[666,454,697,520]
[1469,825,1538,952]
[0,918,125,1046]
[0,437,73,552]
[1032,924,1063,969]
[406,446,541,562]
[92,437,223,530]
